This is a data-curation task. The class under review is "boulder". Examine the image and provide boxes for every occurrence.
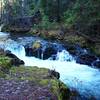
[32,48,42,59]
[43,47,57,60]
[25,43,57,60]
[5,50,24,66]
[64,44,88,56]
[48,69,60,79]
[25,40,42,58]
[25,47,34,56]
[11,58,24,66]
[25,46,57,60]
[76,54,97,66]
[65,45,77,55]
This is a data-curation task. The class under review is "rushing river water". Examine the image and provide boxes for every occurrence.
[0,32,100,99]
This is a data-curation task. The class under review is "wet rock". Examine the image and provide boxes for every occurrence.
[25,47,34,56]
[93,61,100,68]
[43,47,57,60]
[25,40,42,57]
[32,40,42,58]
[65,45,77,55]
[25,41,57,60]
[6,50,24,66]
[48,70,60,79]
[11,58,24,66]
[76,54,97,66]
[64,44,88,57]
[5,50,17,58]
[25,46,42,58]
[33,48,42,59]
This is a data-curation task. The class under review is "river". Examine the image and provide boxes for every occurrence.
[0,31,100,99]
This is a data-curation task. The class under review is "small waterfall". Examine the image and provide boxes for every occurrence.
[56,50,75,61]
[5,39,26,58]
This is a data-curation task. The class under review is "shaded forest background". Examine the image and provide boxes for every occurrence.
[1,0,100,35]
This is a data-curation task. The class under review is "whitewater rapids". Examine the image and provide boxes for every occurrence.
[4,40,100,99]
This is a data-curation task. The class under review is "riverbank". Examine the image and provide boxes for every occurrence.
[0,53,71,100]
[0,49,81,100]
[0,31,100,99]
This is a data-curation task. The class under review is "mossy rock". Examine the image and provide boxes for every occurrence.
[32,40,42,49]
[6,66,70,100]
[39,30,59,40]
[29,29,40,35]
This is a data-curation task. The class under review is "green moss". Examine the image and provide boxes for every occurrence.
[64,35,86,47]
[0,56,11,73]
[39,79,70,100]
[50,79,59,95]
[58,82,70,100]
[7,66,48,81]
[0,70,6,78]
[39,79,49,85]
[49,79,70,100]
